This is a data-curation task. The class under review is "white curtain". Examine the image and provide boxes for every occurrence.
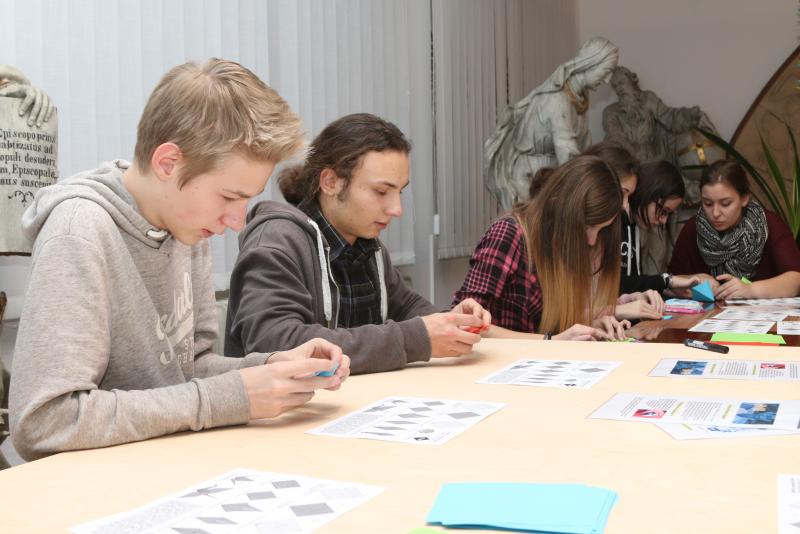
[432,0,578,259]
[0,0,426,292]
[0,0,578,317]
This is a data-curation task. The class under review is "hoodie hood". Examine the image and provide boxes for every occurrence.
[241,199,316,244]
[22,160,170,249]
[242,200,388,325]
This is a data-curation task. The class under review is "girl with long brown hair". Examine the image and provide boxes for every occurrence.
[453,155,630,340]
[669,160,800,299]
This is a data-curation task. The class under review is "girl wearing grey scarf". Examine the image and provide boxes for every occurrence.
[696,196,768,280]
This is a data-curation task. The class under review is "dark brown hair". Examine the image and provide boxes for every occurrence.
[701,159,750,197]
[582,142,639,180]
[530,142,637,201]
[279,113,411,204]
[630,160,685,226]
[528,167,554,200]
[513,155,622,334]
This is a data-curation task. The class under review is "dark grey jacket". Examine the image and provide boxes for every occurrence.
[225,201,438,374]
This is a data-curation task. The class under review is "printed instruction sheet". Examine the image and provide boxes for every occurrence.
[727,297,800,307]
[589,392,800,430]
[778,322,800,335]
[477,359,621,389]
[307,396,505,445]
[688,319,775,334]
[71,469,384,534]
[650,358,800,380]
[656,423,800,440]
[779,474,800,534]
[712,308,791,322]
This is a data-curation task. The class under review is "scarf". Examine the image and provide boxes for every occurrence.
[696,201,768,279]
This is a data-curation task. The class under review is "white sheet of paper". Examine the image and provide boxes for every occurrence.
[589,392,800,430]
[778,322,800,335]
[70,468,384,534]
[779,474,800,534]
[477,359,621,389]
[650,358,800,381]
[307,396,505,445]
[727,297,800,307]
[713,308,790,322]
[657,423,800,440]
[688,319,775,334]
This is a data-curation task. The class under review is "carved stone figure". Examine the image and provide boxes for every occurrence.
[0,65,58,254]
[602,65,723,206]
[603,66,702,162]
[0,65,54,128]
[485,37,619,210]
[602,66,723,275]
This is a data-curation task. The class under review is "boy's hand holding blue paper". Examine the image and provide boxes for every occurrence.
[315,361,340,377]
[691,280,715,303]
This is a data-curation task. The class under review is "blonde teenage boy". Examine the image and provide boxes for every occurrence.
[10,59,350,461]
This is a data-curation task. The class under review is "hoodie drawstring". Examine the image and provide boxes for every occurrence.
[375,247,388,322]
[306,218,334,326]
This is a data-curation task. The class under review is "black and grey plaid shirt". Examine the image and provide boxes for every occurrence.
[300,200,383,328]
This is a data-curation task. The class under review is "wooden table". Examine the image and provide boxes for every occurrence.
[627,304,800,346]
[1,339,798,533]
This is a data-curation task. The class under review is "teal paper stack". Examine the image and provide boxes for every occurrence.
[427,482,617,533]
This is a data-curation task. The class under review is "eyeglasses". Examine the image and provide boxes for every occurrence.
[655,202,675,221]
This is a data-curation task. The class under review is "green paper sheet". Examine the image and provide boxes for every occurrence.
[710,332,786,345]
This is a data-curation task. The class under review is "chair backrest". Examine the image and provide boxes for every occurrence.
[213,299,228,356]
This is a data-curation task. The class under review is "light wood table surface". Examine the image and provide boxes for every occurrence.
[1,339,798,533]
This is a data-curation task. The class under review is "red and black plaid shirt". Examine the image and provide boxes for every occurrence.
[452,216,543,333]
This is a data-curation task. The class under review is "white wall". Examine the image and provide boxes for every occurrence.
[579,0,798,143]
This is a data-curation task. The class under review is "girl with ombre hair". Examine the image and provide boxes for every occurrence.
[453,155,629,340]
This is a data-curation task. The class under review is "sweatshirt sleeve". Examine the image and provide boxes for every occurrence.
[10,235,250,461]
[619,272,667,294]
[764,211,800,275]
[227,223,432,375]
[452,218,519,309]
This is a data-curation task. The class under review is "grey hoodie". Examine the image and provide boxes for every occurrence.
[225,201,438,374]
[10,161,268,461]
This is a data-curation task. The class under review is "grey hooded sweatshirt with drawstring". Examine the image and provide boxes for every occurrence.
[10,160,269,461]
[225,200,438,374]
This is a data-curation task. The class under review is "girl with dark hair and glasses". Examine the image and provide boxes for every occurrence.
[622,160,701,299]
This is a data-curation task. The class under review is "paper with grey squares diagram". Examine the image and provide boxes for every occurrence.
[307,396,505,445]
[712,308,792,322]
[477,359,620,389]
[688,318,775,334]
[70,469,384,534]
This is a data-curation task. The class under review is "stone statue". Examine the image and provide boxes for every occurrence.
[603,66,703,164]
[485,37,619,210]
[602,65,722,276]
[602,65,723,206]
[0,65,54,128]
[0,65,58,254]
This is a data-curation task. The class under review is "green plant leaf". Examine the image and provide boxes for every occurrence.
[760,133,790,213]
[787,124,800,238]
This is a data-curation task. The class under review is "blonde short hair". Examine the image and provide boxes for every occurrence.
[134,58,304,188]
